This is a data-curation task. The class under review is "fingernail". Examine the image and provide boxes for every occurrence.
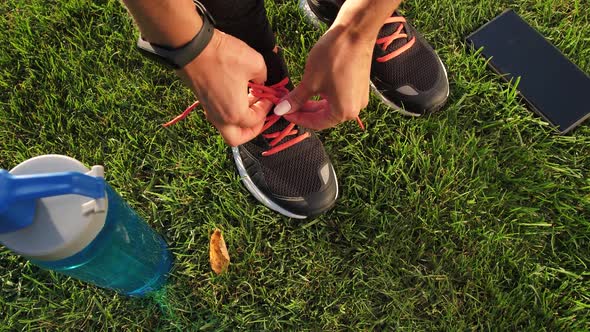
[274,100,291,116]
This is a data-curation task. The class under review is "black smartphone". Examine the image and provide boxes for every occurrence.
[466,9,590,134]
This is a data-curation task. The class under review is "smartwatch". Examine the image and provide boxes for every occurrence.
[136,0,216,69]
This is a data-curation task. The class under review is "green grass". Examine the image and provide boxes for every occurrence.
[1,0,589,330]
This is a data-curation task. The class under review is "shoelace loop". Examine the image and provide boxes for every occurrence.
[249,78,312,156]
[162,78,312,157]
[375,16,416,63]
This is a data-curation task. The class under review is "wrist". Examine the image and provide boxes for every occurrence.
[328,23,378,48]
[150,19,203,49]
[135,1,215,69]
[123,0,203,48]
[332,15,381,45]
[176,29,222,85]
[331,0,400,43]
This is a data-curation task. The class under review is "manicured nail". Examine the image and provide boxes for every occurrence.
[274,100,291,116]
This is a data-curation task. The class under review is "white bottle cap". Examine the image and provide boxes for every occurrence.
[0,155,107,261]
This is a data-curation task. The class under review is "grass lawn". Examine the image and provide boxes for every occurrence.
[1,0,589,330]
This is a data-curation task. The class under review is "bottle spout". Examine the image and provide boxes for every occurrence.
[0,166,106,233]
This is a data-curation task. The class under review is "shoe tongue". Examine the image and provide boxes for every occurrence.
[261,48,292,87]
[254,116,299,150]
[377,11,410,54]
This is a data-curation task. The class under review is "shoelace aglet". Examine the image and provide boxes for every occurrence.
[356,116,365,131]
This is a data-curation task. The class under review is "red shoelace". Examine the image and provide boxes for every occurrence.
[164,78,364,156]
[163,78,311,157]
[249,78,312,156]
[375,15,416,63]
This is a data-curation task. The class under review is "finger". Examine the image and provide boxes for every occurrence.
[274,80,316,116]
[234,102,268,128]
[249,98,273,121]
[361,85,370,108]
[324,93,360,124]
[248,92,260,106]
[222,87,268,128]
[300,99,329,113]
[283,106,338,130]
[218,122,265,147]
[249,51,267,85]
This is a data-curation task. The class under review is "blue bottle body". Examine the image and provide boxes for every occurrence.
[32,185,172,296]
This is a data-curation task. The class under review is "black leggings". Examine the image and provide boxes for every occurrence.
[199,0,275,54]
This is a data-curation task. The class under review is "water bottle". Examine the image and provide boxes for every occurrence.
[0,155,172,296]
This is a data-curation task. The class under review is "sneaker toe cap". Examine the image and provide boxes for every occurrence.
[270,162,338,218]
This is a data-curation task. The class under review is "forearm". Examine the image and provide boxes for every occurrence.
[332,0,402,42]
[121,0,202,48]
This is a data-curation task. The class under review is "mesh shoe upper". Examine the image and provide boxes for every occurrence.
[236,49,338,217]
[237,49,333,199]
[369,12,449,113]
[235,82,338,217]
[239,126,327,198]
[372,19,440,92]
[371,13,442,91]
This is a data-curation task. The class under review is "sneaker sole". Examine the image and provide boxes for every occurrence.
[299,0,450,117]
[232,147,338,219]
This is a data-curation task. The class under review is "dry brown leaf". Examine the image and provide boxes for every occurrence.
[209,229,230,274]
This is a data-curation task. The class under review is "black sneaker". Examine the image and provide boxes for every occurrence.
[301,0,449,116]
[165,49,338,219]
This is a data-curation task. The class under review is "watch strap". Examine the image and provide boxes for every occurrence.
[136,0,216,69]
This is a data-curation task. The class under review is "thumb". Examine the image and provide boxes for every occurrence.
[249,52,267,85]
[274,81,315,116]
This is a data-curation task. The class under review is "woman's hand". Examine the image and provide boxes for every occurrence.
[178,29,273,146]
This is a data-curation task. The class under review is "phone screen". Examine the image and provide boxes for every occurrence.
[467,10,590,133]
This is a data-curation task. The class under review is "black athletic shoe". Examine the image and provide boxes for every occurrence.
[233,49,337,218]
[165,49,338,219]
[301,0,449,116]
